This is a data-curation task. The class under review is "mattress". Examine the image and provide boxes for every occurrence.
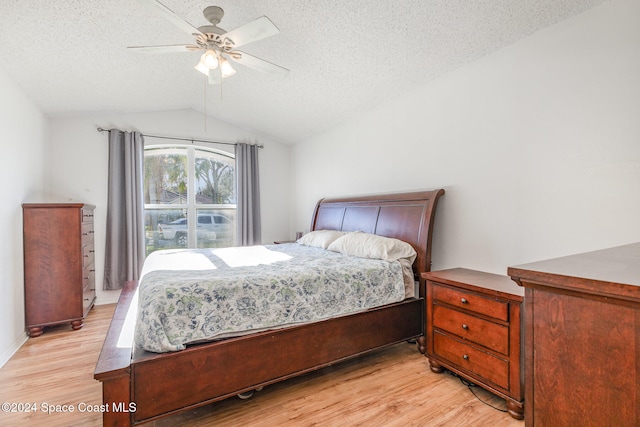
[134,243,409,353]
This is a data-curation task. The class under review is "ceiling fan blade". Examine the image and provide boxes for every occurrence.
[128,44,200,54]
[223,16,280,48]
[229,51,289,78]
[138,0,203,36]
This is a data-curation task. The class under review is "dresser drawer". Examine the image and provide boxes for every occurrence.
[82,284,96,315]
[82,208,94,223]
[434,331,509,389]
[82,244,95,269]
[83,267,95,290]
[82,222,94,243]
[433,304,509,355]
[433,283,508,321]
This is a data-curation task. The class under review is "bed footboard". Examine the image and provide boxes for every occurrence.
[94,281,138,426]
[134,298,422,424]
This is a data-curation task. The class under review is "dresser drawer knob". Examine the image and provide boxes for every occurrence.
[461,298,468,304]
[463,354,469,361]
[462,324,468,330]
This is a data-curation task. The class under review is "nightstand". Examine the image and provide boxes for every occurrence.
[422,268,524,419]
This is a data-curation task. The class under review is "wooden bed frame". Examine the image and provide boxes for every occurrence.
[94,189,444,426]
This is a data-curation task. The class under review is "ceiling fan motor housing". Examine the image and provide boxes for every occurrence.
[198,7,226,36]
[203,6,224,25]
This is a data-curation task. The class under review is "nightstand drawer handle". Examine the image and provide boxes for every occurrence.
[463,354,469,361]
[462,324,468,330]
[461,298,468,304]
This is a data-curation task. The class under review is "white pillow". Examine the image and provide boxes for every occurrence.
[327,232,416,263]
[296,230,348,249]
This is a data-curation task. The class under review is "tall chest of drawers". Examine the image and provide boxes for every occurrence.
[22,203,96,337]
[423,268,524,419]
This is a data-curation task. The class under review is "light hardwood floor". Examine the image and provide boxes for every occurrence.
[0,304,523,426]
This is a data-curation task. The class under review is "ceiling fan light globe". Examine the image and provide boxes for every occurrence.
[194,61,209,76]
[202,50,219,69]
[219,57,236,78]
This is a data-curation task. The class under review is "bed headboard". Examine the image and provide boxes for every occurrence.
[310,189,445,288]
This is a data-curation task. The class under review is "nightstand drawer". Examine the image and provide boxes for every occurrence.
[434,331,509,390]
[433,304,509,355]
[433,284,508,321]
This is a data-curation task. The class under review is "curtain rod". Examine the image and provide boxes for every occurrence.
[96,127,264,149]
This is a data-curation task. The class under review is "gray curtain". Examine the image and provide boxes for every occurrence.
[104,130,146,290]
[236,143,261,246]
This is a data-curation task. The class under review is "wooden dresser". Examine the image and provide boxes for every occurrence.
[509,243,640,426]
[423,268,524,419]
[23,203,96,337]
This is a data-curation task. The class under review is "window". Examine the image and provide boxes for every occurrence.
[144,145,236,254]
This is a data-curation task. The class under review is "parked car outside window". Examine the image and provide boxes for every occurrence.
[157,214,233,247]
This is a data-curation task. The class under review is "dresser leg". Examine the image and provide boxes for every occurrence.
[428,358,445,373]
[71,320,84,330]
[28,327,44,337]
[506,400,524,420]
[417,336,426,354]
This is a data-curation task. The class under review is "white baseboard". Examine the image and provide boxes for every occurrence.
[96,290,122,305]
[0,331,28,369]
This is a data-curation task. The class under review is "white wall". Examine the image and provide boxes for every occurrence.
[49,109,292,304]
[0,67,48,366]
[291,0,640,274]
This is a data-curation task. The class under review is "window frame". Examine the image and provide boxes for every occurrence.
[144,143,236,251]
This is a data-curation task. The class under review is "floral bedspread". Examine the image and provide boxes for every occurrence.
[134,243,406,353]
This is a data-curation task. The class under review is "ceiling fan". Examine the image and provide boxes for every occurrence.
[128,0,289,84]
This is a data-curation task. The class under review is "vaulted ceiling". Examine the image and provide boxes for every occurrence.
[0,0,608,144]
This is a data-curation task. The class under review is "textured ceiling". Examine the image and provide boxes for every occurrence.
[0,0,608,144]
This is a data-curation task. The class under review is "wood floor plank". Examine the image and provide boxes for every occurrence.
[0,304,523,426]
